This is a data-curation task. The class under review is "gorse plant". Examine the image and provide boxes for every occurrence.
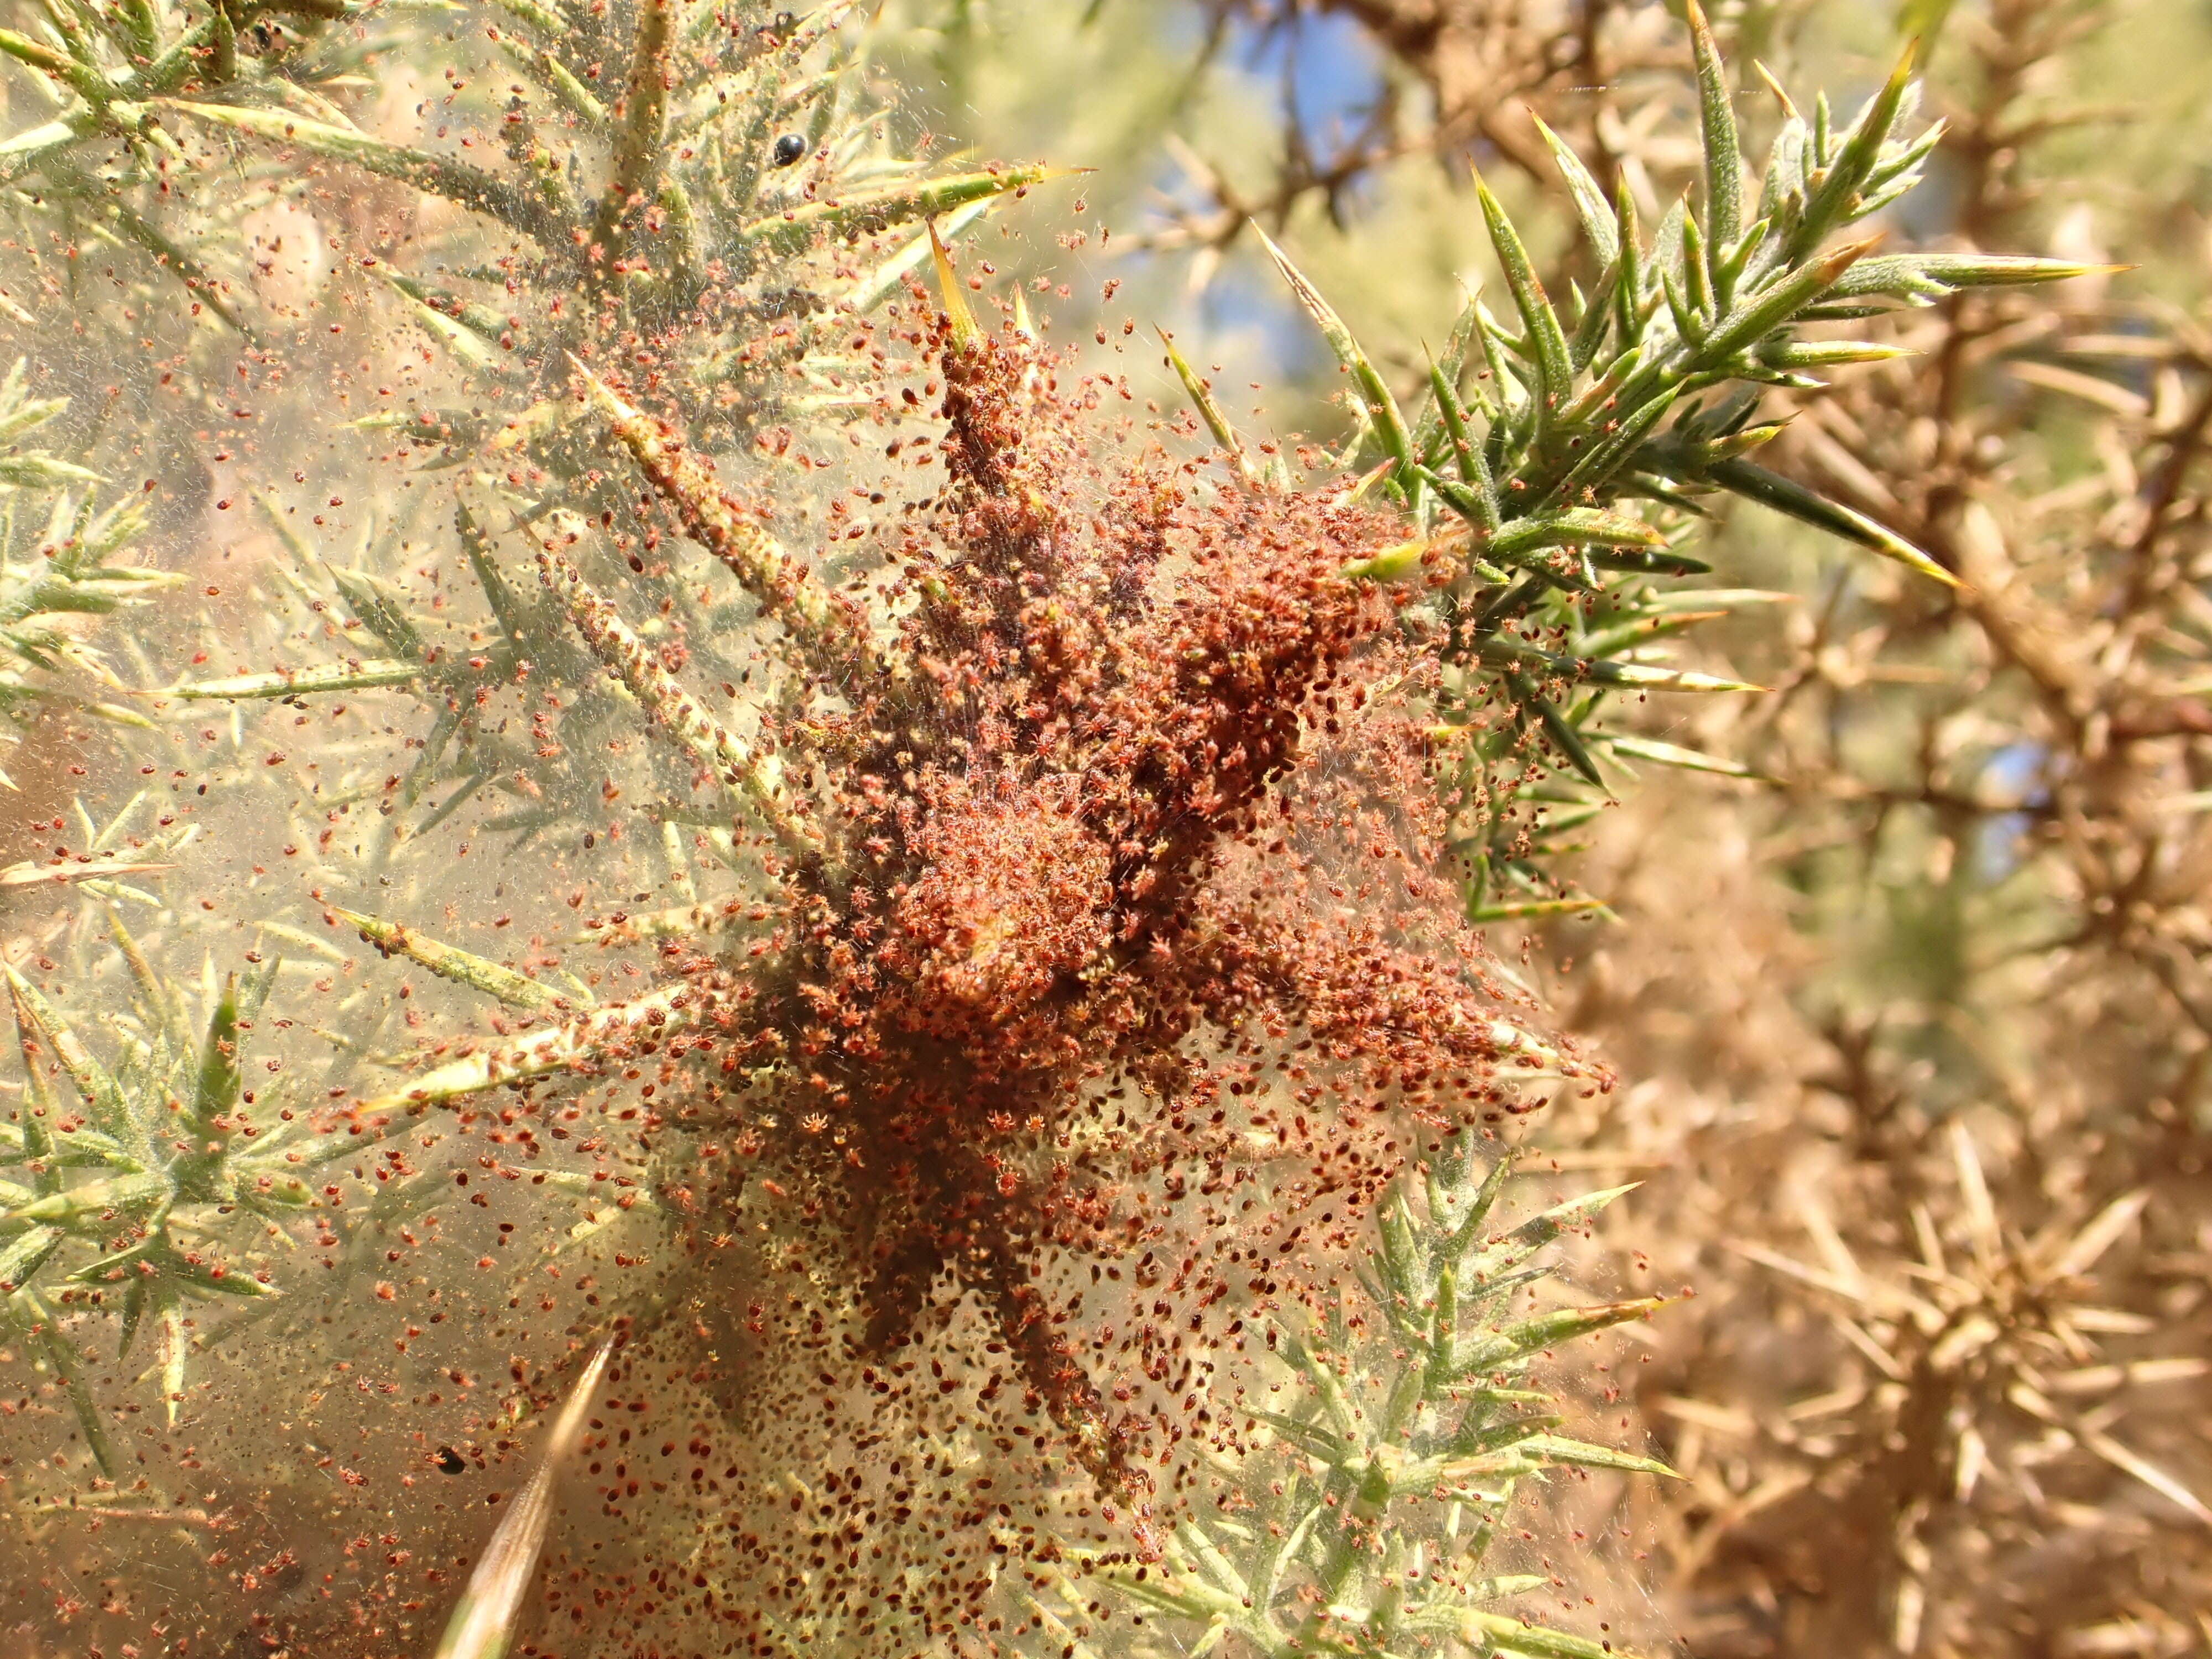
[134,1,1060,854]
[0,358,171,785]
[1192,2,2090,920]
[1044,1138,1669,1659]
[3,936,301,1474]
[0,0,2103,1652]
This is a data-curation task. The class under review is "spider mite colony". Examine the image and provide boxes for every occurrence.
[0,0,2081,1653]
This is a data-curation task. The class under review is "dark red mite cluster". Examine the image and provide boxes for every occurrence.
[536,273,1589,1550]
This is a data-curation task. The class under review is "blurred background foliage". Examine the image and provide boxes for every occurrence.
[1,0,2209,1655]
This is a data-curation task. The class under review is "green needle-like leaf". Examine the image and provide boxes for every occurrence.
[1474,172,1573,432]
[160,659,424,698]
[1686,0,1743,280]
[1481,637,1761,694]
[1159,327,1261,488]
[1253,225,1416,485]
[326,565,429,660]
[738,164,1078,251]
[1708,456,1958,586]
[1425,353,1499,524]
[1530,113,1617,268]
[1594,731,1770,781]
[0,1226,62,1295]
[190,973,242,1131]
[1453,1297,1667,1378]
[6,1291,117,1477]
[1464,1609,1620,1659]
[1554,384,1681,498]
[1793,40,1917,255]
[1503,667,1605,789]
[1490,508,1667,560]
[1832,251,2118,299]
[1699,236,1879,365]
[1515,1433,1679,1477]
[6,966,154,1167]
[332,907,564,1012]
[162,101,557,241]
[1613,181,1645,346]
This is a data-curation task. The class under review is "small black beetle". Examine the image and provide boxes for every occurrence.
[772,134,806,168]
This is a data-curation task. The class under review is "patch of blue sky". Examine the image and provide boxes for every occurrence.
[1135,10,1392,405]
[1222,6,1389,175]
[1974,738,2047,881]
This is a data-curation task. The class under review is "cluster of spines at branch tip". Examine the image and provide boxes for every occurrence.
[0,358,175,779]
[1027,1136,1672,1659]
[3,924,340,1477]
